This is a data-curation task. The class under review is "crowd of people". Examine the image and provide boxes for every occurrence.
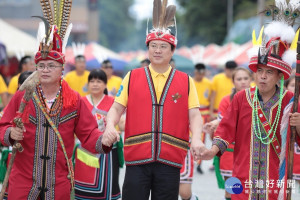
[1,0,300,200]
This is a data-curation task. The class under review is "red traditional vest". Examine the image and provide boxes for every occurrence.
[124,67,189,168]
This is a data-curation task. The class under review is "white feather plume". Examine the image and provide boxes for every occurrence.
[47,26,55,46]
[247,46,259,60]
[264,21,295,43]
[275,0,287,8]
[289,0,300,9]
[72,42,85,56]
[36,22,46,44]
[62,23,73,54]
[282,49,296,66]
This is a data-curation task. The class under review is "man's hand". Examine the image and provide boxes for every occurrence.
[10,126,25,141]
[200,145,219,160]
[209,113,216,122]
[190,138,207,161]
[289,112,300,127]
[203,119,219,135]
[102,123,120,147]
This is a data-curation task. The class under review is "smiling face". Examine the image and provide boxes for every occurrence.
[88,78,106,96]
[255,65,282,95]
[37,60,63,85]
[148,40,174,68]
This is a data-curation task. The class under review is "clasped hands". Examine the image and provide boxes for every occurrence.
[102,123,120,147]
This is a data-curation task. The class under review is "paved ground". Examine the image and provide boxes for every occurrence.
[118,135,300,199]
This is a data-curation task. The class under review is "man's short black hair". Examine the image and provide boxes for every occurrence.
[75,55,85,62]
[19,56,32,71]
[195,63,206,71]
[225,61,237,69]
[102,59,111,65]
[141,59,150,65]
[101,59,113,68]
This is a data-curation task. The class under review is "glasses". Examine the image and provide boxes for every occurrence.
[36,64,62,71]
[102,65,113,69]
[149,44,169,50]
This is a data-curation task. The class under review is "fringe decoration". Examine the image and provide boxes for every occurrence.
[61,80,78,109]
[278,97,294,200]
[76,147,100,169]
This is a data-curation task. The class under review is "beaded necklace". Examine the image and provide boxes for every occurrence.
[251,76,284,144]
[37,83,63,117]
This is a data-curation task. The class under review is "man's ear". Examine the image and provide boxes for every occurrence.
[279,72,284,79]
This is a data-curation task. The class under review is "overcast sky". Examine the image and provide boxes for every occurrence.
[130,0,179,20]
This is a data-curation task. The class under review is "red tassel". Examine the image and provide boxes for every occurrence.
[22,106,30,124]
[61,80,78,109]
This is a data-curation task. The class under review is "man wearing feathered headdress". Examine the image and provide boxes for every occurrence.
[0,1,113,199]
[199,0,300,199]
[103,0,205,199]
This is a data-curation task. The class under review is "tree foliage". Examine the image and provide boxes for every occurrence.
[177,0,259,46]
[98,0,136,51]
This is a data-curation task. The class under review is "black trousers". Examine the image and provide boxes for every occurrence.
[122,162,180,200]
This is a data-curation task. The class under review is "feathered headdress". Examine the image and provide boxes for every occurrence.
[34,0,73,65]
[248,0,300,80]
[146,0,177,47]
[72,42,86,61]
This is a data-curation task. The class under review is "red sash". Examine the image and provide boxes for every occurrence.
[250,87,281,158]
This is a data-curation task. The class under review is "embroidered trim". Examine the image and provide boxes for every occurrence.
[158,68,176,133]
[28,95,59,199]
[156,158,183,168]
[59,111,78,124]
[144,67,157,161]
[29,115,37,125]
[212,137,228,155]
[160,133,189,150]
[4,127,12,146]
[125,158,154,165]
[124,133,152,146]
[95,135,105,154]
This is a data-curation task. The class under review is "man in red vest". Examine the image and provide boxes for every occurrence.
[198,4,300,199]
[102,1,205,200]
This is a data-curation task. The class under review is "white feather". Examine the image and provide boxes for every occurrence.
[282,49,296,66]
[275,0,287,8]
[247,46,259,60]
[72,42,77,56]
[72,42,86,56]
[47,26,55,46]
[62,23,73,54]
[78,43,85,56]
[289,0,300,9]
[36,22,45,44]
[264,21,295,43]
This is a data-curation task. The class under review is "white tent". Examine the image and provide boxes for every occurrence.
[0,19,37,56]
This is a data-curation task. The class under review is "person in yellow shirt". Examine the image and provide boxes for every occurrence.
[7,56,35,100]
[0,74,8,108]
[101,6,205,197]
[209,61,237,120]
[101,60,122,97]
[193,63,212,174]
[64,55,90,96]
